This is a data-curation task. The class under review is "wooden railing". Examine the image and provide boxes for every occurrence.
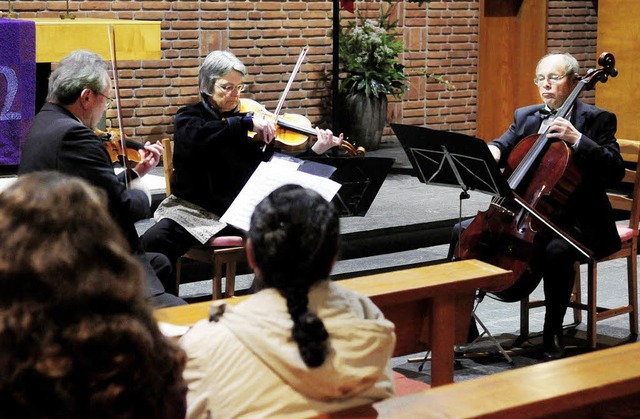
[319,341,640,418]
[156,259,513,387]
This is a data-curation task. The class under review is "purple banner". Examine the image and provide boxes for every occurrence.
[0,18,36,166]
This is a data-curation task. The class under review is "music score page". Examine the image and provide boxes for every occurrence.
[220,160,341,231]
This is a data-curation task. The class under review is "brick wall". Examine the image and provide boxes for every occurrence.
[4,0,599,142]
[547,0,599,104]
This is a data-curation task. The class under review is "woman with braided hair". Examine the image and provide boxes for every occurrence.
[180,185,396,418]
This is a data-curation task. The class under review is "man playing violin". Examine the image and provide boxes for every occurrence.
[141,50,343,292]
[19,49,185,308]
[450,52,624,358]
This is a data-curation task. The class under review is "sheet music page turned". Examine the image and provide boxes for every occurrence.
[220,161,342,231]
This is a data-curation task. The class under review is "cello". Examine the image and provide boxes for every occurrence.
[455,52,618,302]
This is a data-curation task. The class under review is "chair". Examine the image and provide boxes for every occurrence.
[520,138,640,348]
[161,138,247,299]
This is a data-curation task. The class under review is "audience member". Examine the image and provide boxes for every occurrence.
[180,185,396,418]
[0,172,187,418]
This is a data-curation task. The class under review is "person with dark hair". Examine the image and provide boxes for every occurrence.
[140,50,343,292]
[180,185,396,418]
[0,172,187,418]
[18,49,185,307]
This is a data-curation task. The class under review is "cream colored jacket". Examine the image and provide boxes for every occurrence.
[180,280,396,418]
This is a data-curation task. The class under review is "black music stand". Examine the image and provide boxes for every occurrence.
[391,123,511,200]
[392,123,516,365]
[301,156,394,217]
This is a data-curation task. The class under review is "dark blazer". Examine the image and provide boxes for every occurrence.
[19,103,165,297]
[172,101,325,217]
[490,100,625,258]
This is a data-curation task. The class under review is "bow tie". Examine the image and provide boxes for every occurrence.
[539,107,557,120]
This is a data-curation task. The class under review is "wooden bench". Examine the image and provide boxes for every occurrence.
[319,341,640,418]
[155,259,512,387]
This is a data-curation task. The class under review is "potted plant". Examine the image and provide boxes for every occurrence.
[338,1,406,150]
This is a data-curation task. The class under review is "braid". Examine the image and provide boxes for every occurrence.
[249,185,339,369]
[282,286,329,368]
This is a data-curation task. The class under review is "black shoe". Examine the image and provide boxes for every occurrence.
[543,330,565,360]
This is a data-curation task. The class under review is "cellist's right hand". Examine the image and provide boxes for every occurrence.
[251,115,276,144]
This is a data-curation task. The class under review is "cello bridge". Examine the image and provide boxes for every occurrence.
[489,202,515,217]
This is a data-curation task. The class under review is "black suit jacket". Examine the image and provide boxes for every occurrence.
[490,100,625,258]
[19,103,149,252]
[19,103,166,297]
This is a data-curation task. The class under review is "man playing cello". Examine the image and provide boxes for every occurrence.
[451,52,624,359]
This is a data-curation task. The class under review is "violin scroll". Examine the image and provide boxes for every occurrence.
[340,140,366,157]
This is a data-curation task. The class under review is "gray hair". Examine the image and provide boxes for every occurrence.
[537,52,580,76]
[198,50,247,97]
[47,50,109,105]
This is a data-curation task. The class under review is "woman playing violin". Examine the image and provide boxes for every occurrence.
[141,50,343,288]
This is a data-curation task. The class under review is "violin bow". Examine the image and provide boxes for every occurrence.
[107,25,133,187]
[261,47,308,152]
[272,46,308,120]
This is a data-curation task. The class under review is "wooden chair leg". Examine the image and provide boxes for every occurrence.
[211,247,245,299]
[225,261,237,298]
[212,257,224,300]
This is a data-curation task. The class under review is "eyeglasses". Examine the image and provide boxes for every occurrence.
[214,83,246,94]
[533,74,569,86]
[95,91,114,109]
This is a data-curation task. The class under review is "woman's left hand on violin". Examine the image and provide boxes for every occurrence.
[311,128,343,154]
[133,141,163,177]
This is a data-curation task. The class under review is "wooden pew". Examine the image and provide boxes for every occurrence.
[320,341,640,418]
[155,259,512,387]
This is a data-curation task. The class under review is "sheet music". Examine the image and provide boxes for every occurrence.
[220,161,341,231]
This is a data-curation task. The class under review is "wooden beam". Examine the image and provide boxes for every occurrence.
[23,18,161,62]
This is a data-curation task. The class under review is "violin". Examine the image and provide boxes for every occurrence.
[239,98,365,156]
[95,128,143,166]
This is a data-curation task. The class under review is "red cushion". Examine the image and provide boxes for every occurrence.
[616,225,638,243]
[392,371,430,396]
[206,236,244,247]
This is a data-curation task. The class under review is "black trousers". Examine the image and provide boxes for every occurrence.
[449,219,578,336]
[135,251,187,307]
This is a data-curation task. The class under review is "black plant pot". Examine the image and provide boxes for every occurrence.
[340,92,387,151]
